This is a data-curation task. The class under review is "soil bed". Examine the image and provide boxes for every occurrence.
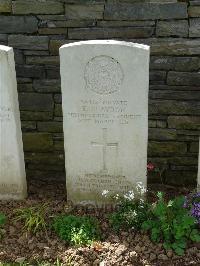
[0,180,199,266]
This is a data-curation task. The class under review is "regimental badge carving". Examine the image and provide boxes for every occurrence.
[84,55,124,95]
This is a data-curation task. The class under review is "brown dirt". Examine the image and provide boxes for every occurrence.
[0,180,199,266]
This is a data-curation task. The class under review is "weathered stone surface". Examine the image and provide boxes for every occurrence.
[167,71,200,86]
[156,20,188,37]
[177,130,199,142]
[190,1,200,6]
[0,16,38,34]
[190,142,199,152]
[63,0,105,3]
[189,18,200,37]
[149,71,166,81]
[24,51,49,57]
[14,49,24,65]
[45,19,96,28]
[21,121,36,131]
[8,35,49,50]
[54,140,64,151]
[168,116,200,130]
[150,90,200,101]
[25,152,64,165]
[49,39,75,55]
[131,38,200,56]
[46,66,60,79]
[16,65,45,78]
[17,83,33,93]
[150,56,200,71]
[97,20,155,27]
[0,34,7,45]
[165,171,196,185]
[19,93,53,111]
[60,40,150,206]
[54,94,62,104]
[157,120,167,128]
[37,122,63,132]
[0,45,27,200]
[54,104,63,117]
[0,0,11,13]
[150,84,200,91]
[188,6,200,17]
[169,156,198,166]
[23,133,53,151]
[149,120,157,128]
[149,100,200,115]
[68,27,154,39]
[12,1,64,15]
[33,79,61,93]
[65,4,104,19]
[26,56,59,65]
[37,14,67,21]
[26,169,66,181]
[20,111,53,121]
[148,141,187,156]
[28,163,65,171]
[104,3,188,20]
[149,128,177,140]
[107,0,177,2]
[38,28,68,35]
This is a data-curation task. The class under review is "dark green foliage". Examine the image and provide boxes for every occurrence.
[52,215,101,246]
[142,192,200,255]
[0,213,6,227]
[109,199,150,232]
[0,213,6,239]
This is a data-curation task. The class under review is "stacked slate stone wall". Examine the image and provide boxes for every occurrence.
[0,0,199,185]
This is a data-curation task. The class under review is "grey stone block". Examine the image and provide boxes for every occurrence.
[0,16,38,33]
[104,2,187,20]
[168,116,200,130]
[167,71,200,86]
[12,0,64,15]
[16,65,46,78]
[150,56,200,71]
[68,27,154,39]
[19,93,53,111]
[149,100,200,115]
[0,0,11,13]
[65,4,104,19]
[33,79,61,93]
[8,35,49,50]
[156,20,188,37]
[189,18,200,37]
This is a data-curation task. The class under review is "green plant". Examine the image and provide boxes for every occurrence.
[109,197,150,232]
[142,192,200,255]
[14,203,48,234]
[52,215,101,246]
[0,213,6,239]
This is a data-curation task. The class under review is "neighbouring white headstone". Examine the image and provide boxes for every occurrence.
[0,45,27,199]
[198,138,200,191]
[60,40,150,207]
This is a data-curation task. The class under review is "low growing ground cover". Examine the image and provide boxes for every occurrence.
[0,180,200,266]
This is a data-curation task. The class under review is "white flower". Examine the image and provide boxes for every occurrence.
[114,193,120,200]
[124,190,135,200]
[102,190,109,196]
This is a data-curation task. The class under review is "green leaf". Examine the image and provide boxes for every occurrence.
[174,247,185,256]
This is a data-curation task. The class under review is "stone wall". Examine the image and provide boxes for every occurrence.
[0,0,199,185]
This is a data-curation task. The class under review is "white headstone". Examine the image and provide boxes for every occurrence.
[60,40,150,207]
[198,138,200,191]
[0,45,27,200]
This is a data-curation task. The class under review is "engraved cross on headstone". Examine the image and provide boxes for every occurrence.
[91,128,119,172]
